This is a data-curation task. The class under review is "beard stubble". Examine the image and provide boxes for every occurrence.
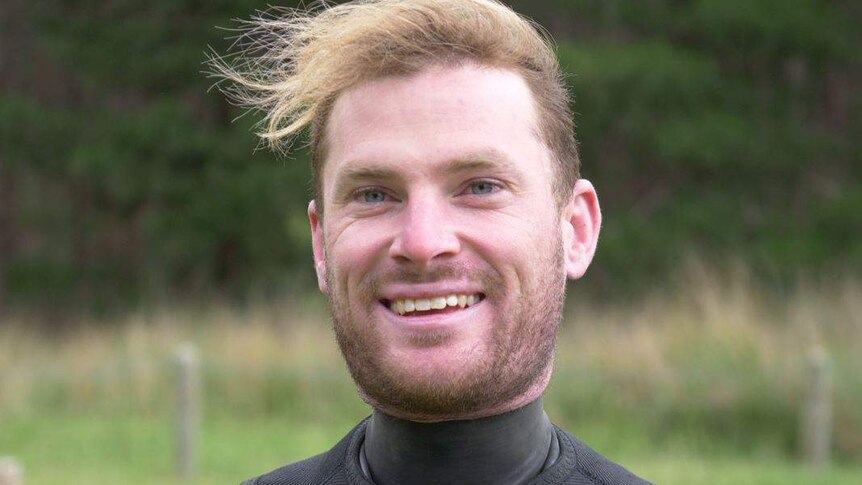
[327,233,566,420]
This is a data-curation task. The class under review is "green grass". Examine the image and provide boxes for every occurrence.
[3,412,861,485]
[2,269,862,483]
[1,413,367,485]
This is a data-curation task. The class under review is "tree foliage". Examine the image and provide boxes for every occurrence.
[1,0,859,313]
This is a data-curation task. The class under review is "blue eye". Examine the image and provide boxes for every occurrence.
[363,190,387,203]
[470,181,497,195]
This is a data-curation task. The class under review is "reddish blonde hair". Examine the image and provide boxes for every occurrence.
[209,0,579,205]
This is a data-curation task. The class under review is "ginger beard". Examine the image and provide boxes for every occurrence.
[325,230,567,420]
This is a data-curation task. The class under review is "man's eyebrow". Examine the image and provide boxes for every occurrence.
[331,165,401,199]
[332,148,520,195]
[442,149,518,174]
[338,165,400,182]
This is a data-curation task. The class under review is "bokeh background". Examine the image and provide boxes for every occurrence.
[1,1,860,484]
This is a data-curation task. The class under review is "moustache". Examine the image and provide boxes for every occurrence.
[361,261,501,291]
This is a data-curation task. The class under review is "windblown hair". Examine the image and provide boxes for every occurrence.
[208,0,579,204]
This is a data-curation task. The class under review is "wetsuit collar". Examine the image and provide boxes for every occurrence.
[362,397,554,485]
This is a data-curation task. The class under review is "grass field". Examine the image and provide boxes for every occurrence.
[2,267,861,484]
[3,413,862,485]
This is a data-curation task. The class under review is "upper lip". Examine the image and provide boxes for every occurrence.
[379,283,484,301]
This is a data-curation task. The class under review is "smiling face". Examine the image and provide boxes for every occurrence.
[310,63,601,421]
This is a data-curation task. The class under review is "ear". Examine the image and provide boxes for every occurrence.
[561,179,602,280]
[308,200,329,294]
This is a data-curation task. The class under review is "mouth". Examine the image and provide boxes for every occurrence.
[381,293,485,317]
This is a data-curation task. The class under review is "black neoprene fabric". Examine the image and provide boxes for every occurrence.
[240,418,653,485]
[360,398,553,484]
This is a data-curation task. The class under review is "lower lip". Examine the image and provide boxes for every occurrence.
[377,299,484,330]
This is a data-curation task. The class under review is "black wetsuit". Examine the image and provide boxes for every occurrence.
[241,399,652,484]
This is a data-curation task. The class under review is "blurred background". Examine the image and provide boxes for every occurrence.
[0,0,860,484]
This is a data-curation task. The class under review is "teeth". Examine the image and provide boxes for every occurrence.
[389,293,482,316]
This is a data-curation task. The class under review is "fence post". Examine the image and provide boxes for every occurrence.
[0,457,22,485]
[174,342,200,481]
[800,345,832,468]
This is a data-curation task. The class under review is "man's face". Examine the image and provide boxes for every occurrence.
[309,63,600,421]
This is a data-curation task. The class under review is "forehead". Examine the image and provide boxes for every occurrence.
[321,63,553,193]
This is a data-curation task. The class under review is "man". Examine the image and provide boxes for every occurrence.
[212,0,651,483]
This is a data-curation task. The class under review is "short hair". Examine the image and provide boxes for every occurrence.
[209,0,579,207]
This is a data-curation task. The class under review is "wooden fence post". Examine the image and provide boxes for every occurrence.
[175,342,200,481]
[0,457,22,485]
[800,345,832,468]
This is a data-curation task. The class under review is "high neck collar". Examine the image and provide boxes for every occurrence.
[362,397,555,485]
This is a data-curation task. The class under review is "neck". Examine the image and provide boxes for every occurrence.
[362,397,554,485]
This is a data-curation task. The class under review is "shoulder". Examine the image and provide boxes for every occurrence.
[542,426,654,485]
[240,419,369,485]
[240,451,331,485]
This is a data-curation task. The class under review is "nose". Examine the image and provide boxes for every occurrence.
[388,192,461,267]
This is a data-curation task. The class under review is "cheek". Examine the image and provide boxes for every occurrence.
[462,223,541,288]
[462,207,558,259]
[327,222,393,285]
[463,210,561,288]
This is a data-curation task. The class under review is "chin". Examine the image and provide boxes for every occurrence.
[350,349,555,422]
